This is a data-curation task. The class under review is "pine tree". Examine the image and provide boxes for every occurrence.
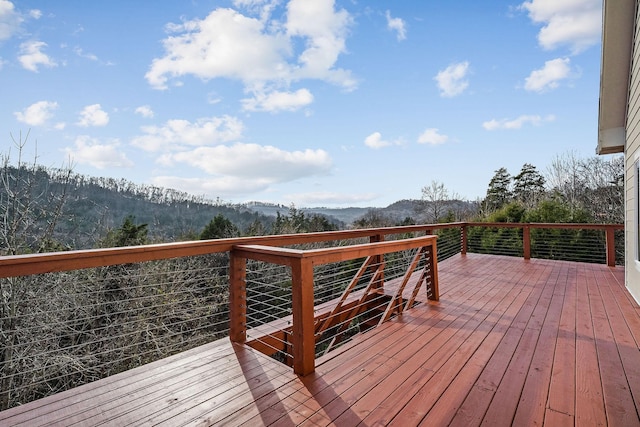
[106,215,148,247]
[485,167,512,211]
[200,214,239,239]
[513,163,546,208]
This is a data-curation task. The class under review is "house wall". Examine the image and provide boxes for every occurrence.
[626,1,640,302]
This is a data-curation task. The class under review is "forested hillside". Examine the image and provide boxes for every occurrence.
[0,162,275,251]
[0,144,624,254]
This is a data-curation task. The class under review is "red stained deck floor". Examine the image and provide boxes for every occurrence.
[0,253,637,426]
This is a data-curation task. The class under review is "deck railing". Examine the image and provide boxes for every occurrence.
[463,222,624,266]
[231,235,438,375]
[0,221,623,409]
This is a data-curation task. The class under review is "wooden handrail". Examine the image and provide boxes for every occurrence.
[0,221,622,278]
[466,222,624,231]
[233,235,439,265]
[0,224,457,278]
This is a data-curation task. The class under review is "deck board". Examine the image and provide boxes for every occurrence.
[0,253,638,426]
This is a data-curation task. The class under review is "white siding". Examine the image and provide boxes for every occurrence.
[626,1,640,300]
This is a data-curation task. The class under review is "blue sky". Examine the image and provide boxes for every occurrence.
[0,0,602,207]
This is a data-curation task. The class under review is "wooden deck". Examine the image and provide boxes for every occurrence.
[1,253,637,426]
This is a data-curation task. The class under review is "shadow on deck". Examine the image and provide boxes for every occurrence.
[1,253,636,426]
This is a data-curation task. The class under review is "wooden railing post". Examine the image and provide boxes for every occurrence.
[606,227,616,267]
[291,258,316,376]
[427,239,440,301]
[370,234,385,290]
[461,224,468,255]
[523,225,531,260]
[229,253,247,343]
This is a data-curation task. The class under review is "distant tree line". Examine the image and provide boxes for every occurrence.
[481,152,623,224]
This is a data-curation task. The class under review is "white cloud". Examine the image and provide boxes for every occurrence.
[482,114,555,130]
[132,110,334,197]
[74,47,98,61]
[28,9,41,19]
[241,88,313,112]
[18,40,57,72]
[0,1,41,41]
[524,57,572,92]
[233,0,275,8]
[519,0,601,53]
[385,10,406,41]
[65,136,134,169]
[14,100,58,126]
[417,128,449,145]
[232,0,279,22]
[131,115,243,152]
[207,92,222,104]
[135,105,154,118]
[166,143,331,179]
[284,191,378,205]
[364,132,387,149]
[364,132,404,149]
[77,104,109,127]
[151,175,269,196]
[146,1,355,99]
[0,0,22,41]
[434,61,470,97]
[285,0,353,84]
[146,8,289,90]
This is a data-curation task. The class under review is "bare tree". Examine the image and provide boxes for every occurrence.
[545,151,623,223]
[546,151,584,213]
[0,131,73,255]
[0,131,73,409]
[420,180,459,223]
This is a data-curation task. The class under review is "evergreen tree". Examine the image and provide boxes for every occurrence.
[484,167,512,212]
[245,219,267,236]
[200,214,239,239]
[487,201,526,223]
[271,205,337,234]
[104,215,148,247]
[513,163,546,208]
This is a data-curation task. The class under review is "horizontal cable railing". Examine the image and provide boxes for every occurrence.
[530,228,607,264]
[464,222,624,266]
[467,225,524,258]
[0,255,229,410]
[0,221,623,410]
[244,260,293,364]
[313,246,434,358]
[434,226,464,261]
